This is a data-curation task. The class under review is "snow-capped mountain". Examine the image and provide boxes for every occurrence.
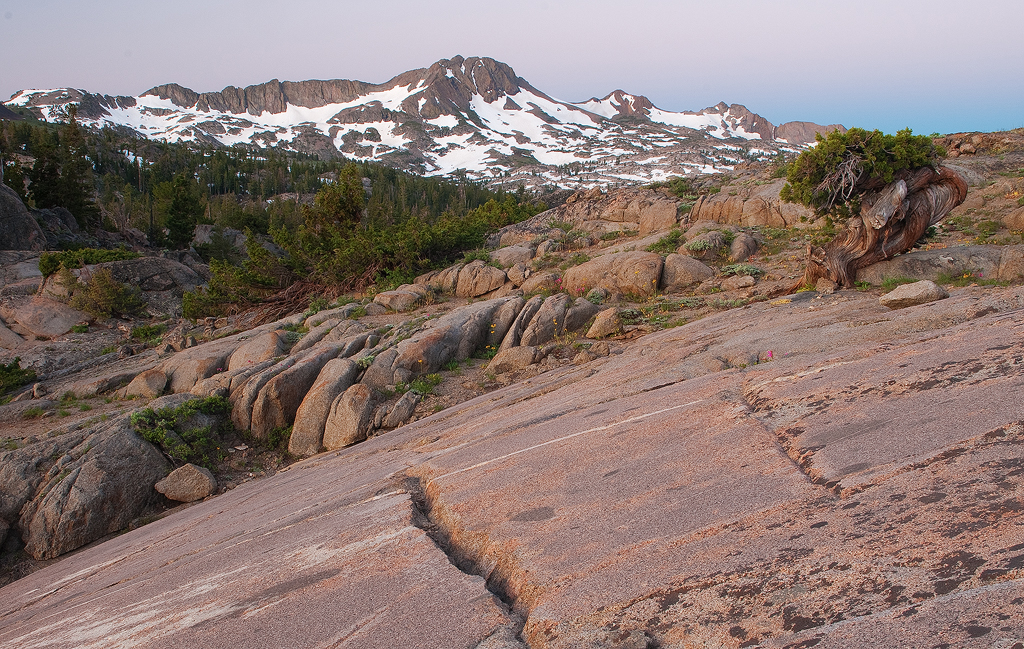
[5,56,842,189]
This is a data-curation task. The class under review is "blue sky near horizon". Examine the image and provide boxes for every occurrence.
[1,0,1021,136]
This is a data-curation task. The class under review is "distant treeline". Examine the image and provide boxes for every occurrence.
[0,108,544,314]
[0,109,535,244]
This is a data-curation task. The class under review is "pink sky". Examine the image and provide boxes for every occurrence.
[2,0,1021,135]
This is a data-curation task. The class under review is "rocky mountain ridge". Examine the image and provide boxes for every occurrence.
[5,56,842,190]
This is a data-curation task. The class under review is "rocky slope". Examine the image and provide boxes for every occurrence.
[1,140,1023,645]
[5,56,839,190]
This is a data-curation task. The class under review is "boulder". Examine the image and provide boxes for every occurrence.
[681,230,727,261]
[689,179,815,227]
[879,280,949,309]
[520,272,558,294]
[68,370,141,398]
[998,245,1024,280]
[638,200,678,236]
[323,384,378,449]
[192,224,246,251]
[506,263,529,287]
[487,345,542,374]
[856,245,1006,286]
[227,330,287,371]
[729,233,760,262]
[94,257,205,317]
[564,297,600,332]
[162,340,238,394]
[521,294,573,347]
[0,182,47,251]
[190,358,277,399]
[2,297,89,339]
[536,239,562,257]
[494,188,679,241]
[363,299,514,387]
[0,321,25,349]
[7,412,170,560]
[288,319,341,355]
[1004,206,1024,231]
[499,295,544,352]
[124,369,168,398]
[382,390,420,429]
[304,303,359,328]
[587,308,622,339]
[422,263,464,293]
[490,246,534,268]
[249,346,341,439]
[486,296,526,350]
[289,358,360,457]
[722,275,756,291]
[455,260,508,298]
[154,464,217,502]
[230,356,299,431]
[660,254,715,292]
[561,251,664,299]
[363,302,387,316]
[374,284,429,312]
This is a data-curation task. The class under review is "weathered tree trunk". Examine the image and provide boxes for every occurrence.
[799,166,968,288]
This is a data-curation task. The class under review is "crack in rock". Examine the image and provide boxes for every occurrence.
[403,474,530,648]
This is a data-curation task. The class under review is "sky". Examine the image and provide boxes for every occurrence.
[1,0,1021,136]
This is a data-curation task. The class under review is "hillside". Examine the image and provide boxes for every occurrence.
[4,56,841,190]
[0,130,1023,646]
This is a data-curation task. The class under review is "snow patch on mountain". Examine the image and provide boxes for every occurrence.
[5,56,835,190]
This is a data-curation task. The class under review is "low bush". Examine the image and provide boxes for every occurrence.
[720,264,765,277]
[130,396,231,468]
[69,268,147,319]
[38,248,140,277]
[646,229,684,254]
[0,358,36,395]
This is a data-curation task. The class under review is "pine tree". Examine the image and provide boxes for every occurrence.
[165,172,203,249]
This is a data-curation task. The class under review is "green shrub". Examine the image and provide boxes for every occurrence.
[70,324,89,334]
[69,267,147,319]
[22,406,46,419]
[560,252,591,270]
[348,305,367,319]
[0,358,36,395]
[304,296,330,317]
[131,323,167,340]
[410,373,443,395]
[646,229,684,254]
[976,220,1001,237]
[720,264,765,277]
[683,238,712,252]
[130,396,231,468]
[268,426,291,451]
[38,248,140,277]
[781,127,944,217]
[461,249,492,264]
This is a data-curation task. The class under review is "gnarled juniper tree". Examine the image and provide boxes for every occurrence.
[781,128,967,288]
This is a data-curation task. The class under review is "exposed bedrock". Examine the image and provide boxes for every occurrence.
[3,286,1023,647]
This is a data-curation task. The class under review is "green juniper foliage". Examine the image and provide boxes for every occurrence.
[0,358,36,395]
[781,128,944,217]
[130,396,232,468]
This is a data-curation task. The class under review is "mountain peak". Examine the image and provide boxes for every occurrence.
[5,56,843,189]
